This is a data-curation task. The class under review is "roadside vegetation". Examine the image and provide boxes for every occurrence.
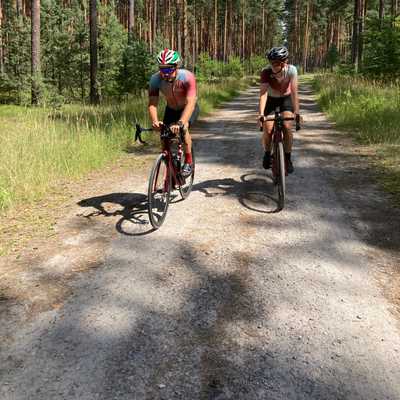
[0,75,252,213]
[312,74,400,203]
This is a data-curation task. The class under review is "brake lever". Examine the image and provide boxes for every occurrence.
[135,124,146,144]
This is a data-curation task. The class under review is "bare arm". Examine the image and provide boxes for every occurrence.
[290,75,300,115]
[259,83,268,116]
[148,96,160,129]
[179,96,197,127]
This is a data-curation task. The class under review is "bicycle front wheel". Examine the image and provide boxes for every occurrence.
[276,142,286,210]
[148,154,171,229]
[179,146,195,200]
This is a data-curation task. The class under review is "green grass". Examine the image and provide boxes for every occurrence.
[0,77,249,211]
[0,95,149,210]
[311,73,400,202]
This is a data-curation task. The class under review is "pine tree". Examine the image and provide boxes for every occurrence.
[89,0,99,104]
[31,0,41,105]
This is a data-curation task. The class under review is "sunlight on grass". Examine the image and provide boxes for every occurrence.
[312,73,400,204]
[312,74,400,144]
[0,78,249,211]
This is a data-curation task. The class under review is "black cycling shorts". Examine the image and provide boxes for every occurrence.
[263,95,293,116]
[163,103,200,127]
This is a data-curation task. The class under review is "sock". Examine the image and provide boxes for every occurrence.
[185,152,193,164]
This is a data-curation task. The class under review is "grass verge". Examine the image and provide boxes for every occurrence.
[311,73,400,204]
[0,77,250,213]
[0,77,250,256]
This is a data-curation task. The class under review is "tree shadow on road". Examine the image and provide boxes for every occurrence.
[193,173,284,214]
[3,237,397,399]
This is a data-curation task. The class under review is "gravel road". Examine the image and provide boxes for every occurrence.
[1,86,400,400]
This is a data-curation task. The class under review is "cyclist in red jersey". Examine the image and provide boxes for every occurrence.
[148,49,198,177]
[258,46,300,173]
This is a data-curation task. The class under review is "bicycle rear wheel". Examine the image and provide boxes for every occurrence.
[276,142,286,210]
[179,146,195,199]
[148,154,171,229]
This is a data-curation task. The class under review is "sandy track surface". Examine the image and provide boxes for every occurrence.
[1,86,400,399]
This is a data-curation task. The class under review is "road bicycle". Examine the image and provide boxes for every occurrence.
[135,123,195,229]
[260,109,297,210]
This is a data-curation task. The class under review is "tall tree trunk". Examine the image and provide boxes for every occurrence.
[303,0,310,72]
[31,0,41,105]
[152,0,157,48]
[193,0,197,67]
[0,0,3,76]
[223,0,227,61]
[200,13,204,55]
[357,0,365,69]
[183,0,188,60]
[213,0,217,59]
[379,0,385,26]
[241,1,245,60]
[166,0,171,46]
[128,0,134,42]
[176,0,182,53]
[262,3,265,51]
[230,0,234,58]
[16,0,22,16]
[391,0,398,16]
[89,0,99,104]
[148,0,153,52]
[352,0,360,71]
[293,0,299,64]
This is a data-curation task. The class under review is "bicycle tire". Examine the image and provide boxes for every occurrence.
[277,142,286,210]
[148,154,171,229]
[179,146,195,200]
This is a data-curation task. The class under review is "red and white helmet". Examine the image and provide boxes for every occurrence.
[157,48,181,65]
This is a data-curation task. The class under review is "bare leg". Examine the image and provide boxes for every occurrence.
[184,130,192,154]
[262,120,274,152]
[283,126,293,153]
[282,111,294,153]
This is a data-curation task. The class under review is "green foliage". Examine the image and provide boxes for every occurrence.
[223,57,244,78]
[0,77,251,211]
[326,45,339,70]
[313,73,400,145]
[0,74,30,105]
[313,72,400,203]
[196,53,245,82]
[117,39,154,95]
[196,53,223,81]
[244,55,267,75]
[40,0,90,102]
[97,3,126,96]
[362,16,400,77]
[0,5,31,104]
[0,0,258,105]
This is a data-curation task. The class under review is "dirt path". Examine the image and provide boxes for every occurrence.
[1,86,400,399]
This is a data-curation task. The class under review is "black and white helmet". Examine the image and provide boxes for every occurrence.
[267,46,289,61]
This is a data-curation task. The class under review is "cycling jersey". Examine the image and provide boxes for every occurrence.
[149,69,197,110]
[260,64,297,97]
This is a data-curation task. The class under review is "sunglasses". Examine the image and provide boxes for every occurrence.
[159,67,176,75]
[271,61,283,67]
